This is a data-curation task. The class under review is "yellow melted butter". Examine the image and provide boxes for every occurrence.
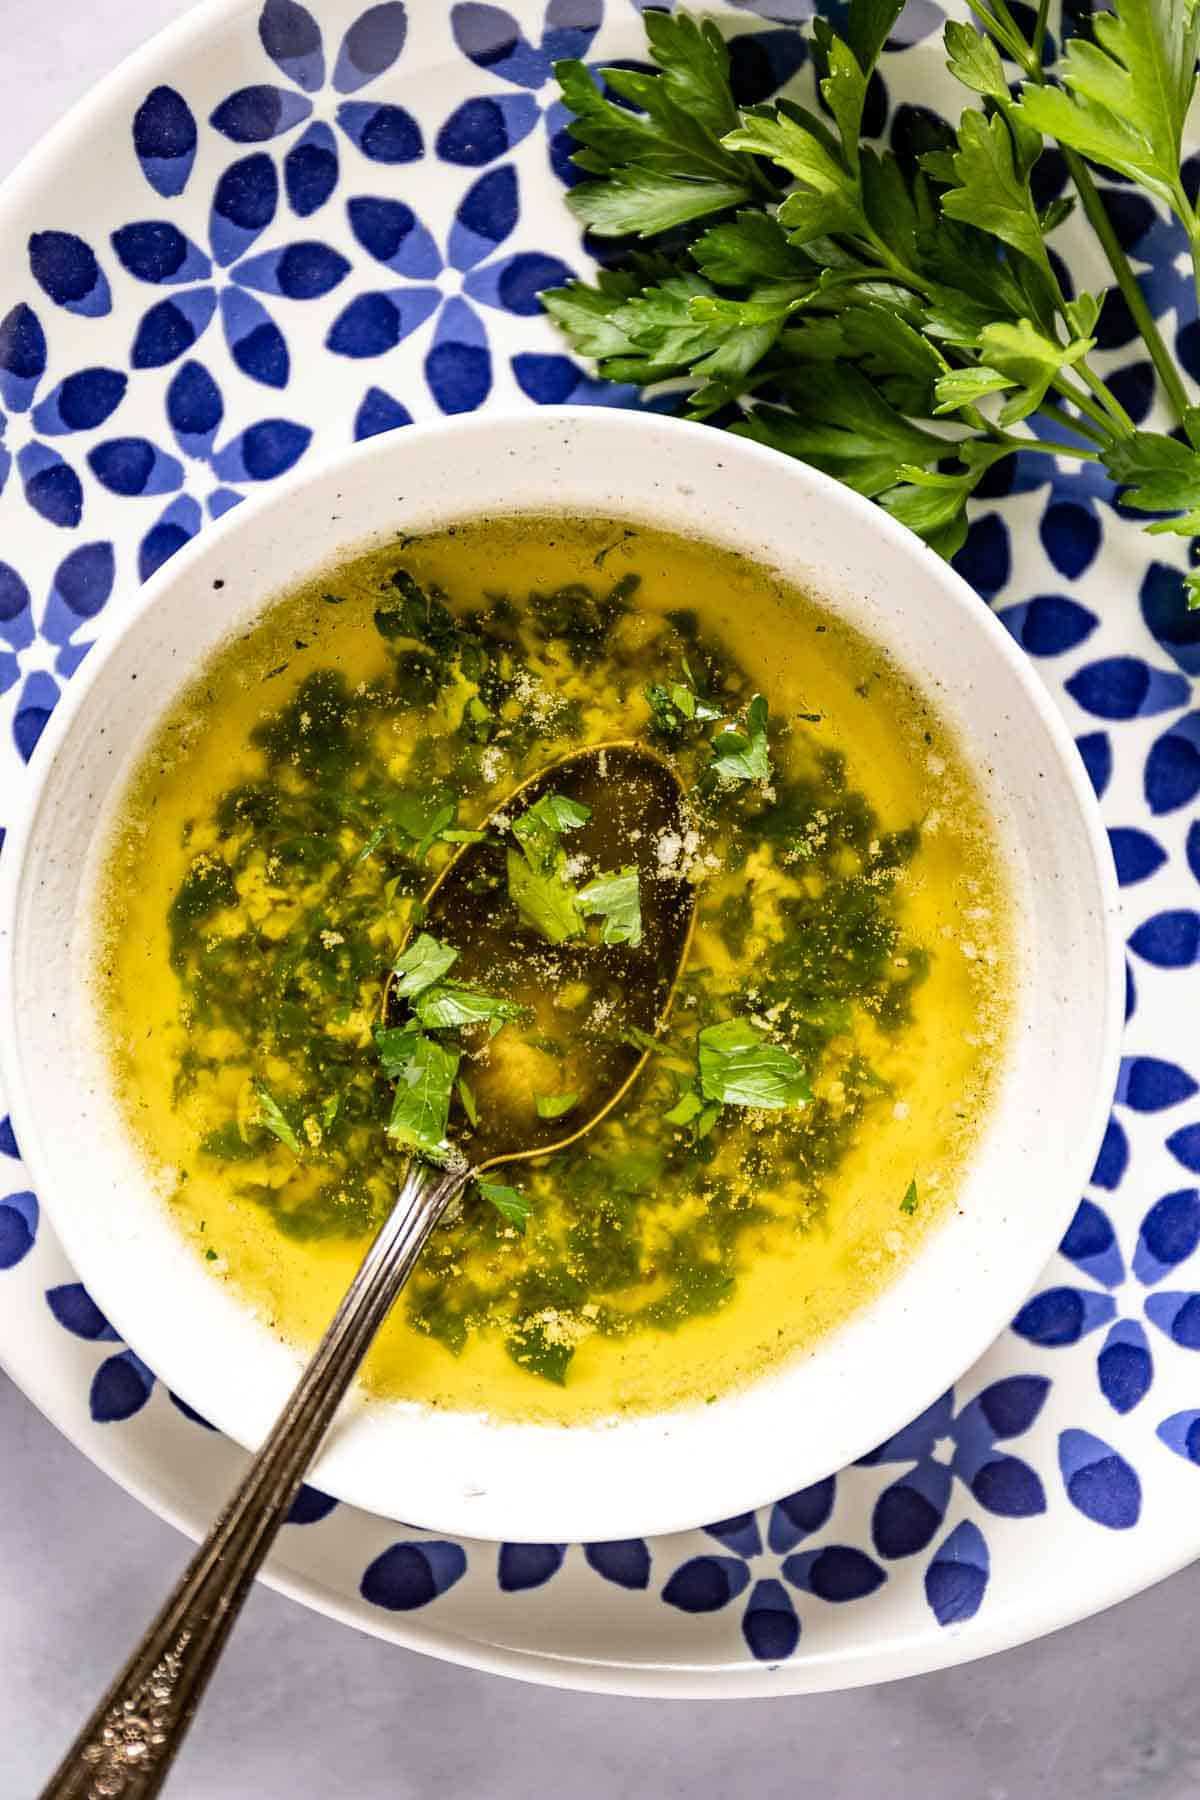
[97,515,1013,1423]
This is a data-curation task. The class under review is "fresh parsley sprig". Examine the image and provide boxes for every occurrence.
[545,0,1200,602]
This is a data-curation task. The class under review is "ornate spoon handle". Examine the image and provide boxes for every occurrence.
[42,1159,465,1800]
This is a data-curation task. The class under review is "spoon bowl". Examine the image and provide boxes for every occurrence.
[403,740,696,1171]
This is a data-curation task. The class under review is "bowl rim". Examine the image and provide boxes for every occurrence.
[0,405,1125,1541]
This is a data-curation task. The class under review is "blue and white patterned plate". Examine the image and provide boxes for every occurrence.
[1,0,1198,1694]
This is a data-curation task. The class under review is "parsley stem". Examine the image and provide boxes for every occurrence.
[1030,0,1051,68]
[1036,400,1108,450]
[1060,151,1189,428]
[1075,361,1135,436]
[1049,373,1118,440]
[992,427,1099,460]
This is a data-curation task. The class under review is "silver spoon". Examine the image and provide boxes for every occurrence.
[44,740,695,1800]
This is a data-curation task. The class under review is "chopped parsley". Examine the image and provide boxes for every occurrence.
[577,866,642,947]
[477,1178,531,1232]
[384,1031,460,1161]
[711,695,771,784]
[901,1178,919,1215]
[391,932,458,998]
[254,1084,301,1154]
[697,1017,810,1110]
[535,1090,580,1120]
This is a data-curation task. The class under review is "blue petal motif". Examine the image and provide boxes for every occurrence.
[1061,1197,1125,1286]
[42,541,117,668]
[333,3,409,92]
[326,289,439,357]
[1097,1320,1153,1412]
[336,101,422,163]
[1145,712,1200,816]
[583,1539,651,1589]
[220,289,289,388]
[727,27,810,104]
[448,165,520,271]
[996,594,1097,656]
[90,1349,155,1423]
[782,1545,886,1602]
[1065,656,1190,721]
[704,1511,763,1557]
[167,360,224,458]
[130,289,218,368]
[353,386,413,439]
[662,1555,749,1612]
[1134,1188,1200,1284]
[0,1118,20,1158]
[13,670,60,762]
[1090,1116,1130,1191]
[1108,826,1167,886]
[88,438,183,498]
[359,1540,468,1609]
[436,94,540,166]
[1189,820,1200,887]
[953,513,1010,599]
[210,153,280,265]
[232,241,350,299]
[210,85,313,143]
[1144,1289,1200,1349]
[133,86,198,197]
[139,495,203,582]
[1140,560,1200,678]
[259,0,326,92]
[0,563,34,652]
[0,303,47,412]
[1011,1285,1116,1346]
[1167,1124,1200,1175]
[1157,1409,1200,1465]
[28,231,112,317]
[742,1578,800,1661]
[465,250,575,314]
[207,486,244,520]
[1075,730,1111,799]
[497,1542,565,1590]
[1039,500,1101,578]
[1116,1055,1198,1112]
[0,1190,38,1269]
[1127,910,1200,969]
[111,222,212,284]
[285,122,339,216]
[32,367,127,436]
[211,418,312,481]
[348,197,442,278]
[452,3,552,88]
[924,1521,988,1627]
[1058,1429,1141,1529]
[286,1483,338,1524]
[425,296,491,413]
[871,1459,952,1559]
[46,1281,119,1340]
[767,1477,836,1553]
[18,444,83,528]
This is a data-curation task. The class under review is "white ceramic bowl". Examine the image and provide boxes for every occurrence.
[0,408,1123,1543]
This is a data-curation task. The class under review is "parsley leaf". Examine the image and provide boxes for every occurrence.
[577,867,643,946]
[477,1178,531,1232]
[1016,0,1200,211]
[254,1084,301,1154]
[511,792,590,873]
[507,848,584,944]
[391,932,458,998]
[457,1075,478,1127]
[698,1018,812,1109]
[384,1032,460,1161]
[535,1090,580,1120]
[711,694,772,782]
[411,985,524,1032]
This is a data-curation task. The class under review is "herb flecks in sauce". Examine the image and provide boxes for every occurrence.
[99,516,1011,1423]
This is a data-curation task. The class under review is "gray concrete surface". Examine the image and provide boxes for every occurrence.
[2,5,1196,1795]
